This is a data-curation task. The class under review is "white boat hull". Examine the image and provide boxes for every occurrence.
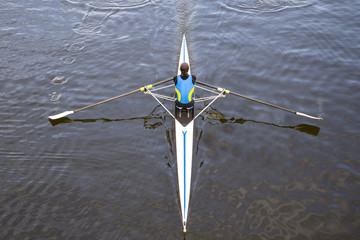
[175,34,193,232]
[175,119,193,232]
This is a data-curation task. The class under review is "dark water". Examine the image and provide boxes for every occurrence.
[1,0,359,239]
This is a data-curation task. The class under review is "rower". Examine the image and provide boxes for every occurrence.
[173,62,196,119]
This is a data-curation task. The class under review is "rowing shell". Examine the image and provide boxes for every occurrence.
[47,32,323,234]
[175,35,193,233]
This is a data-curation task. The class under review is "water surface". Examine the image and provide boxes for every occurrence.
[1,0,359,239]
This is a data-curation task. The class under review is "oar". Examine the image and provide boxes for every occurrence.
[48,78,172,120]
[197,81,322,120]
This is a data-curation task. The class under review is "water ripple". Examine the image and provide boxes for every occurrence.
[49,92,61,102]
[88,0,154,10]
[73,22,102,36]
[65,43,85,52]
[222,0,314,13]
[61,56,76,65]
[51,76,68,85]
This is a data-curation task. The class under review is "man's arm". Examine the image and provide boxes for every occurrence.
[192,75,196,84]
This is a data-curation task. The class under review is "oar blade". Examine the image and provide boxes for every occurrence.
[296,112,323,120]
[48,111,74,120]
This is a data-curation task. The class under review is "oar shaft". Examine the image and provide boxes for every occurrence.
[197,81,322,120]
[49,78,173,120]
[74,78,172,113]
[228,91,295,114]
[74,89,140,113]
[197,81,294,113]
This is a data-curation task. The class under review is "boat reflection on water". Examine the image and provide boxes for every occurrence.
[49,106,166,129]
[49,105,320,137]
[49,116,164,129]
[207,116,320,137]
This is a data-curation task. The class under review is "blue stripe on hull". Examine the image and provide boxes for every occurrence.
[182,130,187,217]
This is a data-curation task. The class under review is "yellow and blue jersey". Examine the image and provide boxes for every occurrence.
[174,75,196,105]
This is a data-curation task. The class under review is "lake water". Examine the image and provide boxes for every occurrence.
[1,0,359,239]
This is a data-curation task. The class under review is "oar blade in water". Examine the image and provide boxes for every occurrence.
[48,111,74,120]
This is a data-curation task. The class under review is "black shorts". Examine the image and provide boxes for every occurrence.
[175,100,194,109]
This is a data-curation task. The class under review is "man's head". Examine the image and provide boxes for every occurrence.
[180,62,189,75]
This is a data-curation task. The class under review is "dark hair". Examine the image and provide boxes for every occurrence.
[180,62,189,75]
